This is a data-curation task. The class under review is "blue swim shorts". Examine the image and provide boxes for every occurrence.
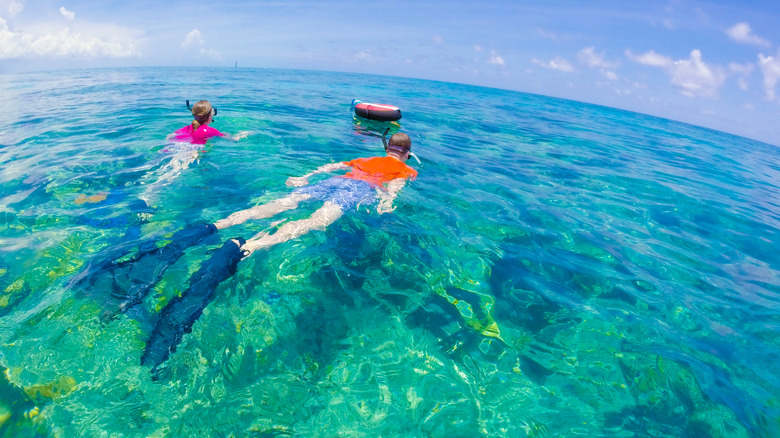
[293,177,376,211]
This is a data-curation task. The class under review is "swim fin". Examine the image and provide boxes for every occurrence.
[141,237,246,375]
[74,223,217,317]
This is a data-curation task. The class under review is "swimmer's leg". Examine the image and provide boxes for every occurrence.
[241,201,344,255]
[214,193,311,230]
[75,223,217,317]
[141,237,246,375]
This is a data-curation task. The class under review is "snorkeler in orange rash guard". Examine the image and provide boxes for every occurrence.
[213,132,417,255]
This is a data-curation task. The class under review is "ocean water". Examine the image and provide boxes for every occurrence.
[0,67,779,437]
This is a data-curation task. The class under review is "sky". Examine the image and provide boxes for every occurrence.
[2,0,780,146]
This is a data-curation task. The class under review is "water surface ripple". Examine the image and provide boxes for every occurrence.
[0,67,778,437]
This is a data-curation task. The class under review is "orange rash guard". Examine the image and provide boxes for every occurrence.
[341,156,417,189]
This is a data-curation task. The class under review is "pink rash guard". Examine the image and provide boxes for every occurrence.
[173,124,224,145]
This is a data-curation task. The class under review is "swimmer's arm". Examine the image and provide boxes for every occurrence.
[286,162,349,187]
[376,178,407,214]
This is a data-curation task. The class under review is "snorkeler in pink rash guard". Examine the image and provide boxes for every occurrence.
[143,100,239,205]
[172,100,224,145]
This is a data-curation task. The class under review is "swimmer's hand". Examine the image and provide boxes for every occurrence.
[376,200,395,214]
[231,131,250,141]
[376,178,405,214]
[376,194,396,214]
[286,176,309,187]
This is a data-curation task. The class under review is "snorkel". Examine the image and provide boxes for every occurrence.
[384,128,421,165]
[186,100,217,117]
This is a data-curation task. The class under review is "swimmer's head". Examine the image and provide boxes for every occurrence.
[386,133,412,157]
[188,100,216,130]
[191,100,214,123]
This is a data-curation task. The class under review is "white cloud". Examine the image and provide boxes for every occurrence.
[180,28,221,59]
[536,28,569,41]
[199,47,221,58]
[8,0,23,16]
[473,44,483,52]
[727,22,771,48]
[0,17,138,59]
[532,56,574,72]
[59,6,75,20]
[181,29,204,50]
[758,51,780,101]
[488,50,504,66]
[625,49,672,67]
[578,47,619,69]
[432,35,443,44]
[627,49,725,98]
[729,62,754,75]
[729,63,753,91]
[354,50,372,61]
[578,47,619,80]
[668,50,725,98]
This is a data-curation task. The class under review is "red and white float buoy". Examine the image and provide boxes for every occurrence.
[352,99,402,122]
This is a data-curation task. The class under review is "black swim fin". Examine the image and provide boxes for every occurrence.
[74,223,217,317]
[141,237,246,375]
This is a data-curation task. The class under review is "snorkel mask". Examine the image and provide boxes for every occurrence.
[383,128,421,165]
[186,100,217,117]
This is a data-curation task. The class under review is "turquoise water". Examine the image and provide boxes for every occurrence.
[1,67,779,437]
